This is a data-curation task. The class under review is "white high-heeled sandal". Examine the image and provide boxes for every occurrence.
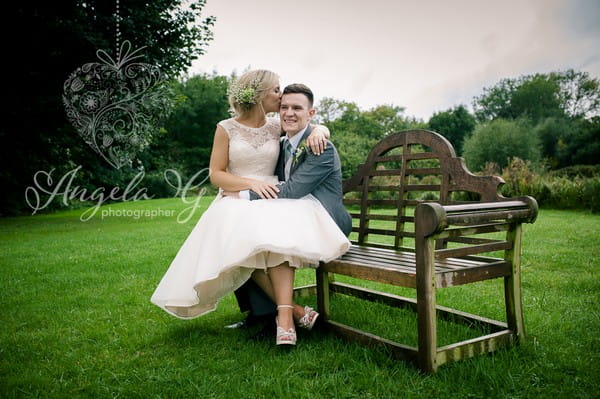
[276,305,296,346]
[297,306,319,330]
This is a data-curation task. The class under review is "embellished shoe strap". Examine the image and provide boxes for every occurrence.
[298,306,318,329]
[277,305,294,309]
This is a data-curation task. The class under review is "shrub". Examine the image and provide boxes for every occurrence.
[497,158,599,212]
[500,158,537,196]
[462,118,541,171]
[547,164,600,178]
[581,177,600,212]
[143,171,180,199]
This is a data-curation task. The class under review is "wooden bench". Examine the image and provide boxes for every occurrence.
[295,129,538,373]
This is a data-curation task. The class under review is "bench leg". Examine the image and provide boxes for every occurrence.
[504,224,526,342]
[316,268,331,321]
[416,235,437,373]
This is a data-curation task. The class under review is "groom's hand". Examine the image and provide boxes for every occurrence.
[248,181,280,199]
[222,191,240,198]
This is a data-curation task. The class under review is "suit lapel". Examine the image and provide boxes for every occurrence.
[276,138,286,181]
[289,125,313,176]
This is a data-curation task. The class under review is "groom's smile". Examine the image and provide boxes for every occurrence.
[280,93,316,137]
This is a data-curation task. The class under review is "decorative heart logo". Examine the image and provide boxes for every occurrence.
[63,41,172,169]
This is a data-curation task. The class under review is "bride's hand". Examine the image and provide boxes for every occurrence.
[249,180,280,199]
[307,126,329,155]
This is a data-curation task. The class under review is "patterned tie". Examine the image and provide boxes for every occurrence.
[283,138,293,165]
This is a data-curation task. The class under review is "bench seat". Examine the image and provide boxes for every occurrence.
[326,244,512,288]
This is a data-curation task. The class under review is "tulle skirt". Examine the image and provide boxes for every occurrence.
[151,194,350,319]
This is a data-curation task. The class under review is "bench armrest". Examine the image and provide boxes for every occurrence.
[415,196,538,238]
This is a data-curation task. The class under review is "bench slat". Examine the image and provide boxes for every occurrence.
[349,213,412,222]
[345,199,399,206]
[345,199,443,207]
[436,261,510,287]
[405,167,441,175]
[340,252,418,271]
[360,228,415,238]
[436,330,514,364]
[443,200,529,212]
[435,241,512,258]
[445,209,535,225]
[374,152,440,162]
[352,184,442,192]
[437,222,510,238]
[324,320,419,363]
[368,168,441,176]
[348,241,402,250]
[323,260,417,287]
[326,245,508,282]
[445,237,503,245]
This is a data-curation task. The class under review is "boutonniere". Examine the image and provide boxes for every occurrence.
[293,141,310,165]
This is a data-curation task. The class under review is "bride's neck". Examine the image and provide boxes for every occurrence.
[236,107,267,128]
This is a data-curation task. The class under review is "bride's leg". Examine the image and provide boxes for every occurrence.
[267,263,295,331]
[251,269,311,323]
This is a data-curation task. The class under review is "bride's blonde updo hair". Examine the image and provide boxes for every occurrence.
[227,69,279,117]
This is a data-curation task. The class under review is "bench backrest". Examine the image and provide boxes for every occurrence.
[342,130,504,250]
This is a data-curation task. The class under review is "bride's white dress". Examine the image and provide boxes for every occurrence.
[151,117,351,319]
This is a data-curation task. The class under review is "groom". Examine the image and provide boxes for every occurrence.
[224,83,351,329]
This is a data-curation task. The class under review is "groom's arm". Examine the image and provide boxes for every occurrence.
[249,144,336,200]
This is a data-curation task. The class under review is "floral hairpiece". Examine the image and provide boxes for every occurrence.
[227,76,263,107]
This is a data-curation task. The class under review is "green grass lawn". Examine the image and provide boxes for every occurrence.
[1,197,598,398]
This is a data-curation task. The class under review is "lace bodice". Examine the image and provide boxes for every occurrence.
[218,117,281,181]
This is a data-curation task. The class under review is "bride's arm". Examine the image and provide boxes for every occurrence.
[209,125,279,199]
[310,124,330,138]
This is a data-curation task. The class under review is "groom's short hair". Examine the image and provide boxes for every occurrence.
[283,84,314,107]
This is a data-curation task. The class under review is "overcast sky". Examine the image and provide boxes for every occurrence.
[188,0,600,120]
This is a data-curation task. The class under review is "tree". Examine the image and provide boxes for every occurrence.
[317,99,381,177]
[548,117,600,168]
[427,105,476,154]
[315,98,424,177]
[473,74,564,123]
[472,70,599,123]
[533,117,573,168]
[554,70,600,119]
[146,73,231,176]
[531,116,600,168]
[509,75,564,123]
[364,105,413,135]
[462,118,541,171]
[316,97,350,124]
[2,1,215,215]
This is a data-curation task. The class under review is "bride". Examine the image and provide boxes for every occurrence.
[151,70,351,344]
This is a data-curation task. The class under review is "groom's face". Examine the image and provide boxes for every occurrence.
[280,93,315,136]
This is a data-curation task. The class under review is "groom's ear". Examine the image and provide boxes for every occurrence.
[308,108,316,119]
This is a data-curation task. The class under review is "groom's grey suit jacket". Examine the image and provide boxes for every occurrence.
[249,125,352,236]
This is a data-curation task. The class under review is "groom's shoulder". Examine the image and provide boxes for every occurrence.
[305,140,341,166]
